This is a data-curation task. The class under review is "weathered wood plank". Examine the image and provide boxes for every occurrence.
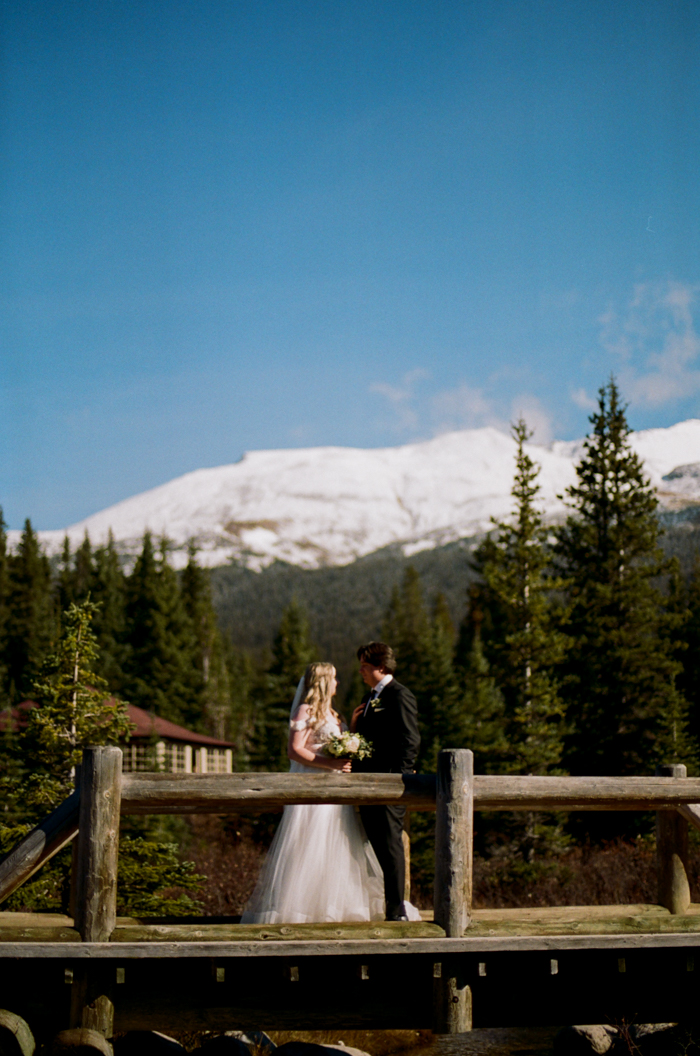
[111,921,444,942]
[0,926,81,942]
[119,772,700,814]
[74,747,122,943]
[72,747,123,1037]
[120,771,436,813]
[678,802,700,831]
[434,749,473,937]
[656,764,691,915]
[474,775,700,810]
[0,790,79,905]
[7,931,700,957]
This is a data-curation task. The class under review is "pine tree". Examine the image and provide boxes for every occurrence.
[0,599,205,915]
[382,567,439,766]
[556,379,692,777]
[476,420,567,778]
[0,509,9,705]
[181,543,232,739]
[225,643,257,770]
[254,599,317,770]
[123,534,201,727]
[676,556,700,749]
[91,533,128,692]
[24,599,133,806]
[4,520,56,699]
[457,630,509,774]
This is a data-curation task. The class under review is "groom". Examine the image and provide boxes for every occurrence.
[351,641,420,922]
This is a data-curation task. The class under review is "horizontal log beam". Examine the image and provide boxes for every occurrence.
[678,803,700,832]
[6,931,700,958]
[120,772,437,813]
[475,776,700,811]
[0,790,80,905]
[119,772,700,814]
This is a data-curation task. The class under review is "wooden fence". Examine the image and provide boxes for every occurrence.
[1,748,700,1035]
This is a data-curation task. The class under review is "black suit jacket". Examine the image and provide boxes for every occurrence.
[354,679,420,774]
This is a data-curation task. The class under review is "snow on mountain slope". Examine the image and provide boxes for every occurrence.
[16,419,700,570]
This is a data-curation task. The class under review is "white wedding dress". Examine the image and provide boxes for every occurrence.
[241,711,385,924]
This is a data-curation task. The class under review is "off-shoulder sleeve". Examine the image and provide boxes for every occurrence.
[290,706,310,732]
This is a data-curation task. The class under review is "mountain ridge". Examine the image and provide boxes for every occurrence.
[11,419,700,570]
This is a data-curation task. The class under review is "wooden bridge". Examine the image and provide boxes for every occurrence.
[2,748,700,1043]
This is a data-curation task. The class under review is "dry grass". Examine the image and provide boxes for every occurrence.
[473,837,700,909]
[184,815,265,916]
[183,817,700,917]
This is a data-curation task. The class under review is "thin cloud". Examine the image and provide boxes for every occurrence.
[369,369,430,432]
[509,395,554,445]
[599,282,700,407]
[571,387,597,411]
[431,383,503,432]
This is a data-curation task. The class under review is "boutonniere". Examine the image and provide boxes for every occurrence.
[369,696,385,713]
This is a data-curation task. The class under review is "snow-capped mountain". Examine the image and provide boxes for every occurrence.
[15,419,700,570]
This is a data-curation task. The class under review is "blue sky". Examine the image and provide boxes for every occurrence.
[2,0,700,529]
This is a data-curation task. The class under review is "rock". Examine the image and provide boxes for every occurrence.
[216,1034,276,1056]
[554,1025,618,1055]
[315,1047,369,1056]
[44,1030,112,1056]
[0,1011,35,1056]
[273,1047,369,1056]
[630,1023,691,1055]
[112,1032,184,1056]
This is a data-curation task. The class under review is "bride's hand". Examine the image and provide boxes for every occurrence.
[326,757,351,772]
[350,704,364,732]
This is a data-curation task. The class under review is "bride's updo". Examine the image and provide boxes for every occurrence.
[302,662,339,729]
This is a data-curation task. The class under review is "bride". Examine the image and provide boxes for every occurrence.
[241,662,385,924]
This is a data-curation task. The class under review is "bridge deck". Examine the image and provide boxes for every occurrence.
[2,907,700,1033]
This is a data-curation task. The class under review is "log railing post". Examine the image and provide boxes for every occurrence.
[433,748,473,1034]
[656,763,690,916]
[71,746,122,1037]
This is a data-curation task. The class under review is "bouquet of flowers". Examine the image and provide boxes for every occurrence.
[325,731,373,761]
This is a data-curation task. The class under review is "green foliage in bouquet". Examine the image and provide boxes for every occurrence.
[325,731,373,760]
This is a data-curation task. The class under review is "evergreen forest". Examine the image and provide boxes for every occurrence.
[4,379,700,909]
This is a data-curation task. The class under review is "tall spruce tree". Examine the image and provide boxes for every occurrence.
[674,556,700,749]
[468,421,568,864]
[3,520,56,699]
[0,599,204,916]
[123,534,201,727]
[254,599,316,770]
[181,543,232,739]
[456,630,508,774]
[476,420,567,777]
[25,599,133,804]
[0,509,9,705]
[382,567,462,769]
[556,379,691,776]
[91,533,128,691]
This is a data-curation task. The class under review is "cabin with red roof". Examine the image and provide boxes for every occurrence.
[123,703,234,773]
[1,701,234,774]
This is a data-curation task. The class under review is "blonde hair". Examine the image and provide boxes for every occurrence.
[302,662,339,729]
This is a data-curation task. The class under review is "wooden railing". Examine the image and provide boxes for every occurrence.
[1,747,700,1036]
[3,748,700,930]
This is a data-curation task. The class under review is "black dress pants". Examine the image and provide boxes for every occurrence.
[359,803,405,916]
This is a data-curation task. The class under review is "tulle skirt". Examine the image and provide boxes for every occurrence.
[241,765,385,924]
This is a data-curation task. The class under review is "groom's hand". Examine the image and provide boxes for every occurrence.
[350,704,364,732]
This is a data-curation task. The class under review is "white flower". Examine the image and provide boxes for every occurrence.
[345,735,360,753]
